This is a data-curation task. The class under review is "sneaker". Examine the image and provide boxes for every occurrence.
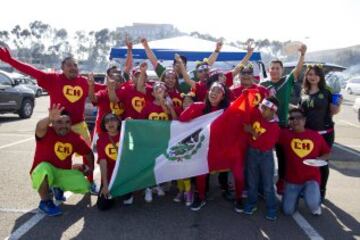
[39,200,62,216]
[265,210,277,221]
[123,195,134,205]
[190,195,206,211]
[173,192,183,203]
[312,206,322,216]
[144,188,153,203]
[234,200,244,213]
[184,192,193,207]
[90,182,99,195]
[243,204,257,215]
[154,185,165,197]
[52,187,66,202]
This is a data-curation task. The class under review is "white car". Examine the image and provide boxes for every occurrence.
[346,77,360,95]
[353,97,360,122]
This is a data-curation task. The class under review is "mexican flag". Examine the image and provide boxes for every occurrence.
[109,91,255,197]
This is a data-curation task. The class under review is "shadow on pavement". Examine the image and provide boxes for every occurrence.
[331,143,360,178]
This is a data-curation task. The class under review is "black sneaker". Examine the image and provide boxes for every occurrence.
[234,199,244,213]
[190,195,206,211]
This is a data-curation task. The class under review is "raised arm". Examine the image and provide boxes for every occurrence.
[232,43,254,77]
[0,47,48,83]
[107,78,119,103]
[175,54,196,88]
[124,35,133,74]
[207,41,223,66]
[292,44,307,80]
[87,73,97,104]
[140,38,158,69]
[136,62,148,94]
[36,104,65,138]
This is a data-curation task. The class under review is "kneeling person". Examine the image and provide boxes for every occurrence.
[31,104,94,216]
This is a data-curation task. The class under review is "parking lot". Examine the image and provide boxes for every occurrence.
[0,91,359,240]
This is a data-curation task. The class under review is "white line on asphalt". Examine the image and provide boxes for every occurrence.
[0,137,33,150]
[339,120,360,129]
[0,208,37,214]
[6,167,100,240]
[292,212,324,240]
[334,143,360,157]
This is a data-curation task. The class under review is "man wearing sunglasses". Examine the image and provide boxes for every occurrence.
[279,108,330,216]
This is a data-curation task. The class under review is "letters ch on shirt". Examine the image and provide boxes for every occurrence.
[290,138,314,158]
[252,121,266,140]
[172,98,182,108]
[63,85,83,103]
[131,96,145,113]
[54,142,73,161]
[105,143,119,161]
[149,112,169,120]
[110,102,124,116]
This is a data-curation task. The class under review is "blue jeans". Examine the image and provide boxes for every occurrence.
[245,147,277,213]
[282,180,320,215]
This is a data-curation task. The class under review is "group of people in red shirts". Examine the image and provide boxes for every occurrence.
[0,37,341,220]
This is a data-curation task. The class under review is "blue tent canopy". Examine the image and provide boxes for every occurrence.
[109,48,261,62]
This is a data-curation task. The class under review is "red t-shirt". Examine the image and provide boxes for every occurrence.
[31,127,92,173]
[248,108,280,152]
[115,83,154,119]
[94,89,125,134]
[193,82,208,102]
[224,71,234,87]
[140,102,172,120]
[5,58,88,124]
[231,84,269,104]
[37,74,89,124]
[94,83,107,92]
[96,132,120,183]
[279,129,330,184]
[168,89,183,109]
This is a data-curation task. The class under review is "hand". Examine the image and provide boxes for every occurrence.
[215,41,223,52]
[100,186,111,199]
[125,34,133,49]
[140,62,148,73]
[247,42,255,54]
[87,73,95,86]
[140,37,148,47]
[0,47,12,63]
[299,44,307,56]
[48,103,65,122]
[174,53,182,64]
[107,78,117,91]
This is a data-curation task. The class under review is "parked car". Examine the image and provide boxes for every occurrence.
[7,72,43,97]
[0,70,35,118]
[353,97,360,122]
[345,77,360,95]
[282,61,346,104]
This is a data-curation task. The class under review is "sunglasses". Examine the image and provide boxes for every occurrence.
[289,115,304,121]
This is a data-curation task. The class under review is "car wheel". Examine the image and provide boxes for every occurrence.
[36,89,42,97]
[18,99,34,119]
[347,88,353,94]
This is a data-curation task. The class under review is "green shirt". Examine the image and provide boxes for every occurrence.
[155,63,192,93]
[261,72,295,127]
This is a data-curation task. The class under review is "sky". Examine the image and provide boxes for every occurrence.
[0,0,359,52]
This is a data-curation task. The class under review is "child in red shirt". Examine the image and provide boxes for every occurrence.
[243,96,280,220]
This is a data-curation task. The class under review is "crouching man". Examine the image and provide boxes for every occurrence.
[30,104,94,216]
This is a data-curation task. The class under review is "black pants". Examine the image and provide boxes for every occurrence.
[320,131,334,199]
[218,172,229,191]
[97,188,114,211]
[275,144,286,180]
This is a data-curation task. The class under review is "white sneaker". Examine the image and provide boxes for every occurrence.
[123,196,134,205]
[312,206,322,216]
[144,188,153,203]
[154,186,165,197]
[173,192,183,203]
[184,191,193,206]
